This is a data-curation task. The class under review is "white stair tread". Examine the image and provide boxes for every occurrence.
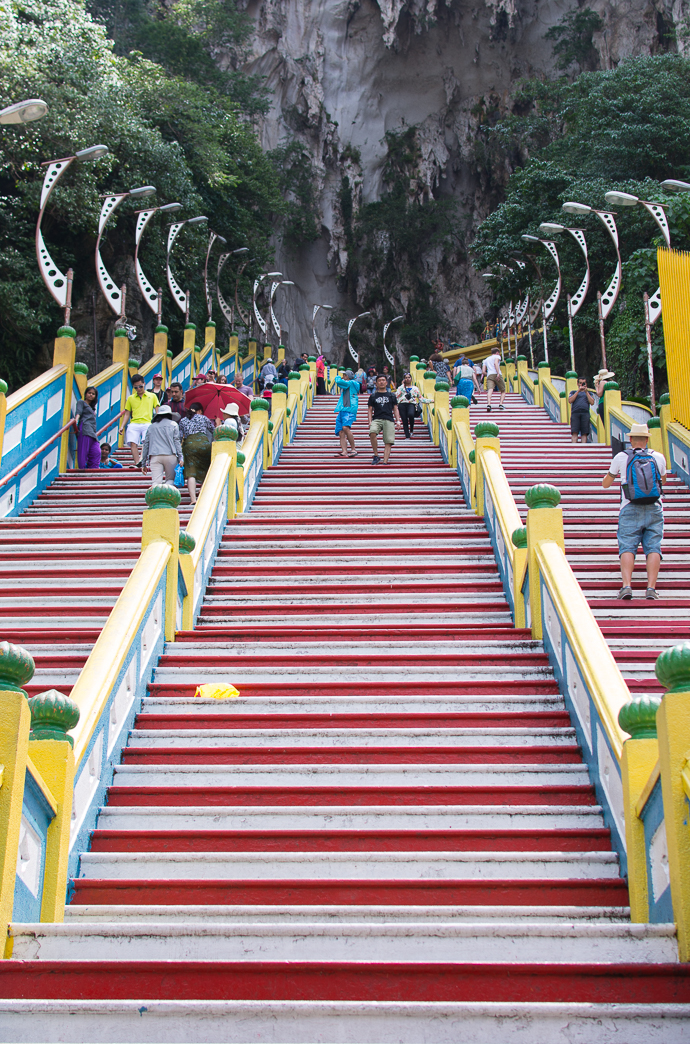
[127,727,576,747]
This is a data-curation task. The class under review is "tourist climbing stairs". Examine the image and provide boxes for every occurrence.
[3,396,689,1040]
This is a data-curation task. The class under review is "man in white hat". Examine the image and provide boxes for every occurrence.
[603,422,666,599]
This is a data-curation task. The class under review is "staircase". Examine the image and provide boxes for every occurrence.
[3,395,689,1042]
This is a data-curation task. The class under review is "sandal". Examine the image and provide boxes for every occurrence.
[347,450,359,457]
[335,451,348,457]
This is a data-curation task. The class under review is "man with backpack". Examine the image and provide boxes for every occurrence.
[603,422,666,600]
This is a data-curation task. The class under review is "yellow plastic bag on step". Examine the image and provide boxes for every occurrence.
[194,682,240,699]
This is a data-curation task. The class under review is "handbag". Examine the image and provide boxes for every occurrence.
[174,463,185,488]
[414,403,423,417]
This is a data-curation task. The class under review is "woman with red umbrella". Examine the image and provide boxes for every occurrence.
[179,402,216,505]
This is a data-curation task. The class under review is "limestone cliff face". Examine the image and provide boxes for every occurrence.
[236,0,686,360]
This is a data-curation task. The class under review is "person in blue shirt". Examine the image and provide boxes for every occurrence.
[99,443,123,469]
[334,368,360,457]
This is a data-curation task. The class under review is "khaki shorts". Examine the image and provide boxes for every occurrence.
[487,374,505,392]
[369,418,396,444]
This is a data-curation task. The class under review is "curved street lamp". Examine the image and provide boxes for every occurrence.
[383,314,404,381]
[167,215,208,323]
[35,144,110,324]
[1,99,48,124]
[203,231,228,320]
[562,201,621,369]
[347,311,371,365]
[252,272,281,340]
[96,184,156,319]
[522,235,561,363]
[312,304,333,355]
[134,203,183,319]
[269,279,295,344]
[217,248,249,328]
[539,221,590,371]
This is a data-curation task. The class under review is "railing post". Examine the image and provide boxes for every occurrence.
[422,369,436,436]
[618,696,661,922]
[112,329,130,448]
[536,361,550,408]
[654,644,690,961]
[141,485,180,642]
[0,377,7,468]
[525,484,564,640]
[0,644,33,949]
[474,421,500,518]
[298,365,310,420]
[510,526,528,629]
[52,325,76,472]
[433,380,449,448]
[153,324,169,383]
[271,383,288,438]
[602,381,621,446]
[658,392,671,466]
[205,322,216,370]
[249,400,270,468]
[211,424,238,520]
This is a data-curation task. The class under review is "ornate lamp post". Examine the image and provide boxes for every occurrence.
[539,221,590,371]
[269,279,295,345]
[561,201,621,369]
[311,304,333,356]
[203,231,228,321]
[347,311,371,366]
[216,247,249,328]
[35,144,110,324]
[96,184,157,322]
[521,235,562,363]
[134,203,183,320]
[251,272,281,340]
[383,315,404,383]
[1,99,48,124]
[167,215,208,323]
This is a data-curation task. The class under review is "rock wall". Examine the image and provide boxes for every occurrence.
[236,0,687,362]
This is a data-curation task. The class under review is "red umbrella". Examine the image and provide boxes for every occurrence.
[183,383,252,421]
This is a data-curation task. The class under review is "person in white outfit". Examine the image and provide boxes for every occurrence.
[482,347,506,412]
[139,405,183,484]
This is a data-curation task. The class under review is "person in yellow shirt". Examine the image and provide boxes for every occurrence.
[119,374,159,465]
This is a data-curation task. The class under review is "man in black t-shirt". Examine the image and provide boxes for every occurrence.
[368,375,402,464]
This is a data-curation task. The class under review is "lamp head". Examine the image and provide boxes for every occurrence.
[604,191,638,207]
[358,311,371,318]
[75,144,109,161]
[215,235,228,245]
[233,247,250,254]
[661,179,690,193]
[266,271,282,278]
[186,215,208,225]
[0,98,49,124]
[281,280,295,286]
[129,185,156,199]
[562,201,591,215]
[320,304,333,310]
[159,202,183,213]
[521,234,540,243]
[539,222,564,235]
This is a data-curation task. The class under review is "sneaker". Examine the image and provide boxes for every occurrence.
[486,405,492,412]
[646,588,660,600]
[371,455,381,465]
[617,586,633,600]
[499,403,506,410]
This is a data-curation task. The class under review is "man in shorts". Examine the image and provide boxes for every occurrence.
[368,374,401,465]
[119,374,158,465]
[603,422,666,599]
[482,346,506,412]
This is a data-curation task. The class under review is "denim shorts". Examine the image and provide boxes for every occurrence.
[617,501,664,557]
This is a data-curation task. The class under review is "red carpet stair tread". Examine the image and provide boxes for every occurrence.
[4,395,689,1041]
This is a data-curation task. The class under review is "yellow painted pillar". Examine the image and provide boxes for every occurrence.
[0,377,6,468]
[53,325,77,472]
[112,331,130,449]
[271,385,288,438]
[249,404,270,469]
[648,417,663,456]
[29,737,75,923]
[536,363,550,408]
[432,380,449,447]
[620,729,660,922]
[183,324,196,376]
[474,422,500,518]
[277,344,286,363]
[505,359,516,392]
[423,369,436,432]
[141,485,181,642]
[658,395,671,466]
[263,343,272,361]
[525,483,564,639]
[153,325,168,383]
[205,322,217,370]
[298,366,310,420]
[73,364,88,400]
[235,448,246,514]
[603,382,622,446]
[227,333,239,381]
[516,356,528,394]
[565,371,578,425]
[0,645,33,947]
[654,645,690,961]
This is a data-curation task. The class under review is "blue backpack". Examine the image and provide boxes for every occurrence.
[623,448,662,504]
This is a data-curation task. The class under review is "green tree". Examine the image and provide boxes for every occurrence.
[545,7,603,73]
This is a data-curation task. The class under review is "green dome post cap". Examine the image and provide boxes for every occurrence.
[57,325,77,339]
[559,391,566,399]
[0,641,35,693]
[0,379,7,395]
[648,417,661,429]
[298,363,311,371]
[431,407,435,416]
[145,484,181,510]
[525,483,561,509]
[445,418,452,430]
[409,355,420,361]
[115,329,129,339]
[434,381,450,392]
[73,362,89,375]
[603,381,620,391]
[155,324,169,334]
[424,371,437,380]
[618,695,661,739]
[185,323,197,330]
[28,689,80,746]
[128,358,141,369]
[300,393,304,400]
[469,449,476,464]
[278,344,285,350]
[659,392,670,405]
[268,420,274,432]
[655,641,690,693]
[179,531,196,555]
[537,361,550,369]
[236,450,246,465]
[214,423,239,441]
[475,421,499,438]
[288,371,301,380]
[250,398,269,411]
[166,350,173,358]
[206,320,216,328]
[511,526,527,549]
[415,362,426,370]
[307,355,317,362]
[272,383,288,394]
[286,407,291,416]
[451,395,470,408]
[565,370,578,378]
[516,354,527,362]
[229,331,238,338]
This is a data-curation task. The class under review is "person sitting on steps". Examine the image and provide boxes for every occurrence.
[602,422,666,600]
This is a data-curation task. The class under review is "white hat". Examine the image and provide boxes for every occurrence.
[156,404,172,416]
[595,368,616,380]
[221,403,240,417]
[628,422,650,438]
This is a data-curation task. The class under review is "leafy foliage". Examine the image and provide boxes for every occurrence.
[544,7,603,73]
[269,140,321,248]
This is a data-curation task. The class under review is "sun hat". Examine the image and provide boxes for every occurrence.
[156,404,172,416]
[595,368,616,380]
[628,422,650,438]
[221,403,240,417]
